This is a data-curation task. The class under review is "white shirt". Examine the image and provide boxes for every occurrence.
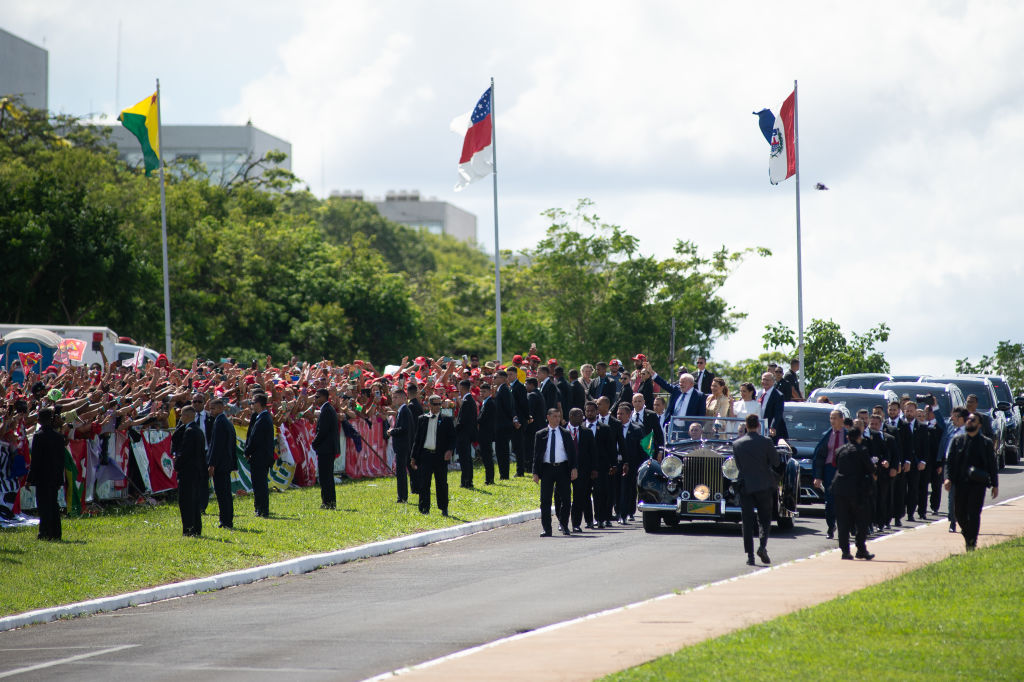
[545,427,568,464]
[424,413,439,450]
[586,419,599,435]
[675,389,693,418]
[631,409,644,424]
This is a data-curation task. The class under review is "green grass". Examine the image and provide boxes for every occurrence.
[605,536,1024,682]
[0,466,537,617]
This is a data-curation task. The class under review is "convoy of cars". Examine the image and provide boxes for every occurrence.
[638,371,1023,534]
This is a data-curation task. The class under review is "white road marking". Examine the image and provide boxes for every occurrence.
[0,644,136,678]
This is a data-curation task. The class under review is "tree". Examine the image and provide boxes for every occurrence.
[957,341,1024,391]
[762,319,891,391]
[501,200,768,370]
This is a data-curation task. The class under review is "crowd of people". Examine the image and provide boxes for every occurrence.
[1,346,1002,556]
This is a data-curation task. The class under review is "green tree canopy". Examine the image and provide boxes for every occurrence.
[762,319,891,391]
[956,341,1024,392]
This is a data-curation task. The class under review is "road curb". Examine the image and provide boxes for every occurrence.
[0,508,542,633]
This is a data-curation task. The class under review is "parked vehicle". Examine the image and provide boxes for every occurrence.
[0,323,158,368]
[805,388,900,420]
[781,402,850,505]
[961,374,1022,465]
[636,417,800,533]
[920,375,1011,469]
[875,381,966,418]
[826,373,895,389]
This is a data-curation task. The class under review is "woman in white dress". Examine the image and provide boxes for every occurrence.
[732,382,760,430]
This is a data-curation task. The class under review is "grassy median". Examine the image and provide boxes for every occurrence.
[606,535,1024,681]
[0,467,537,617]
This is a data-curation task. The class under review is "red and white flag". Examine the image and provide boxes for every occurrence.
[451,86,494,191]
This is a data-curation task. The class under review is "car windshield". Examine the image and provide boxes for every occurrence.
[988,378,1012,403]
[819,393,888,419]
[831,376,887,389]
[931,379,992,410]
[879,384,953,415]
[783,408,832,441]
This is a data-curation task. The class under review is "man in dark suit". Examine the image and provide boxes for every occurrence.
[733,414,780,566]
[884,400,910,527]
[509,369,530,479]
[944,412,999,551]
[812,408,847,539]
[629,392,664,459]
[191,393,213,514]
[649,363,706,439]
[583,400,616,528]
[27,408,66,541]
[454,379,477,489]
[206,398,237,528]
[629,353,655,408]
[867,413,898,530]
[555,366,572,419]
[594,396,622,523]
[902,401,929,522]
[615,401,645,523]
[388,387,415,501]
[756,371,789,441]
[693,356,715,395]
[523,377,546,477]
[244,394,275,518]
[311,388,340,509]
[411,395,455,516]
[174,405,207,536]
[476,383,496,484]
[831,426,876,560]
[568,368,588,413]
[589,361,613,402]
[538,365,561,416]
[405,382,424,495]
[533,408,578,536]
[493,370,515,479]
[567,407,597,531]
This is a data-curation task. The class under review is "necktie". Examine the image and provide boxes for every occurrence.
[548,429,556,463]
[572,426,578,449]
[831,430,840,465]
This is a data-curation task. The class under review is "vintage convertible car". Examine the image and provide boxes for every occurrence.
[636,418,800,533]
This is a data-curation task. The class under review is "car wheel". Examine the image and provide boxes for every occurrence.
[642,512,661,533]
[662,512,680,528]
[776,516,794,531]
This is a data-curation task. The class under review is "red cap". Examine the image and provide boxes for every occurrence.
[414,356,427,365]
[156,353,169,367]
[512,354,524,365]
[529,355,541,363]
[547,358,557,365]
[609,358,621,367]
[44,365,58,374]
[632,353,647,362]
[244,375,256,384]
[353,359,364,366]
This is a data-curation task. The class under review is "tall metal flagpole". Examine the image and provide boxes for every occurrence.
[490,77,503,363]
[793,79,805,398]
[156,78,172,361]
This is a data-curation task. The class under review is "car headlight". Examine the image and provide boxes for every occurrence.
[693,484,710,501]
[721,457,739,481]
[661,455,683,478]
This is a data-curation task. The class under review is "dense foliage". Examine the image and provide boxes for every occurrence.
[761,319,891,391]
[0,100,763,366]
[957,341,1024,391]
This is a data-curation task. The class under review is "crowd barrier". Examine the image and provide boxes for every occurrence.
[3,416,396,516]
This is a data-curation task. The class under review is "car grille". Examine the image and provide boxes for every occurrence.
[680,448,724,499]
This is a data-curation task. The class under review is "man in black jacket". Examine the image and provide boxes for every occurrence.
[555,366,572,420]
[476,383,496,484]
[389,388,415,502]
[944,413,999,550]
[733,414,780,566]
[615,401,645,523]
[568,368,588,413]
[533,408,578,536]
[454,379,477,489]
[411,395,456,516]
[567,407,597,531]
[831,426,876,560]
[902,401,929,522]
[312,389,340,509]
[629,392,664,459]
[584,400,616,528]
[27,408,66,541]
[405,383,424,495]
[244,394,275,518]
[174,405,207,536]
[538,365,561,416]
[867,413,898,530]
[206,398,237,528]
[629,354,655,408]
[494,370,515,479]
[693,356,715,395]
[884,401,910,527]
[510,370,530,479]
[523,377,547,477]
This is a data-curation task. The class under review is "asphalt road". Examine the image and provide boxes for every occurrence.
[3,465,1022,681]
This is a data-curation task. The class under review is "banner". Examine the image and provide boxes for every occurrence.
[345,417,393,479]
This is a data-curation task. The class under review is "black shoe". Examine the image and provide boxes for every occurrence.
[540,531,552,537]
[515,473,525,477]
[894,519,902,527]
[561,528,571,536]
[572,526,582,533]
[441,510,449,517]
[485,480,494,485]
[746,554,756,566]
[826,529,835,540]
[966,544,976,552]
[420,509,429,515]
[840,553,854,560]
[218,523,233,529]
[855,549,875,560]
[949,523,957,533]
[906,515,915,522]
[586,523,597,530]
[629,515,635,521]
[757,548,771,565]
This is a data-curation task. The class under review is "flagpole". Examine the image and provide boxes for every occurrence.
[793,79,805,398]
[490,77,503,363]
[156,78,172,362]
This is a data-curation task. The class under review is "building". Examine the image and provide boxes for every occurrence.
[332,189,477,243]
[107,122,291,185]
[0,27,48,110]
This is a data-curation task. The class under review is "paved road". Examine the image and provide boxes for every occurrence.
[3,465,1021,681]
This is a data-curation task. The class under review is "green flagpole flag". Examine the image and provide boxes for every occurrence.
[118,91,160,175]
[641,430,654,457]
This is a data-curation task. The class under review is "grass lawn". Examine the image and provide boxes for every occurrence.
[605,536,1024,682]
[0,466,537,617]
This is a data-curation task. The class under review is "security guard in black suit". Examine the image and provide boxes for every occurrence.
[567,407,597,531]
[411,395,456,516]
[732,414,780,566]
[477,383,497,484]
[174,405,208,537]
[832,426,876,560]
[27,408,67,541]
[533,408,578,536]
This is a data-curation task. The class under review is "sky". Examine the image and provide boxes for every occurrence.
[3,1,1024,375]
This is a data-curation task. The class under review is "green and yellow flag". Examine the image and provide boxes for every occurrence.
[641,430,654,457]
[119,92,160,175]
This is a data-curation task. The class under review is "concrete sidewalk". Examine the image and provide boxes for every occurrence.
[380,495,1024,682]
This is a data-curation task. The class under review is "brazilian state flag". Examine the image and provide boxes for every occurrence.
[119,92,160,175]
